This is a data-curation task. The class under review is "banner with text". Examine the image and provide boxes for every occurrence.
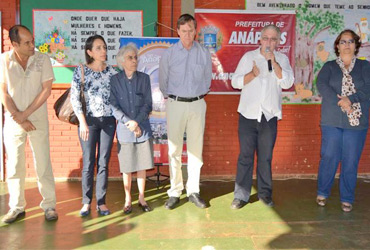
[247,0,370,103]
[33,9,142,67]
[195,9,296,92]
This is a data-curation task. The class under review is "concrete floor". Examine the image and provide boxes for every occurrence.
[1,178,370,250]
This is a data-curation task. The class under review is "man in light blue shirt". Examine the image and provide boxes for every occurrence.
[159,14,212,209]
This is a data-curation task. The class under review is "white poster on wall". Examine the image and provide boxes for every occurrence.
[33,9,143,67]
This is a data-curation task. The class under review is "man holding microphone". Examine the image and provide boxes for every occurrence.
[230,24,294,209]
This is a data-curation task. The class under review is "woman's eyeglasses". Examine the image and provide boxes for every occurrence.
[125,55,138,61]
[339,39,355,45]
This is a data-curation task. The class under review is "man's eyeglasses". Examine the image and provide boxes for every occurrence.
[339,39,355,45]
[261,37,279,42]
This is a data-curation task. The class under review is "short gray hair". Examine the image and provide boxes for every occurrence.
[116,43,138,70]
[261,24,281,38]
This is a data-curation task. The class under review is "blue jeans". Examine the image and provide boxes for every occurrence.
[317,126,367,204]
[79,116,116,205]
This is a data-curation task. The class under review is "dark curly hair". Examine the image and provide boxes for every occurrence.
[333,29,361,57]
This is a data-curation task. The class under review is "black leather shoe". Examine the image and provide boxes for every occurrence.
[188,193,207,209]
[139,202,153,212]
[230,198,248,209]
[165,197,180,210]
[96,205,110,216]
[123,205,132,214]
[259,196,274,207]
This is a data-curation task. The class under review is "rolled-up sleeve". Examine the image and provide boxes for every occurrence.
[276,54,294,90]
[70,66,84,115]
[231,54,251,90]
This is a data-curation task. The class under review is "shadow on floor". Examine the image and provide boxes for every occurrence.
[0,178,370,249]
[266,178,370,249]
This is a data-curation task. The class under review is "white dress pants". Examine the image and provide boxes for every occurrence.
[4,117,56,211]
[166,98,206,197]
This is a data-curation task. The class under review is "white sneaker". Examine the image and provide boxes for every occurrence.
[1,208,25,224]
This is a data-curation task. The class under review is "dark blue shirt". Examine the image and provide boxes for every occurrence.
[317,59,370,130]
[110,71,153,143]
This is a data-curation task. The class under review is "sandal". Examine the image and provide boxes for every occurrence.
[123,204,132,214]
[341,202,353,212]
[316,196,327,207]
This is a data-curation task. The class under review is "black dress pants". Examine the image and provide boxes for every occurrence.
[233,114,277,202]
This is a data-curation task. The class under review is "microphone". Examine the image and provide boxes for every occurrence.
[266,47,272,72]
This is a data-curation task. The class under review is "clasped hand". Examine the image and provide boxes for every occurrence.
[11,111,27,124]
[337,94,353,113]
[125,120,142,138]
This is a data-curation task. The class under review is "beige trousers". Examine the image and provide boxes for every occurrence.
[166,98,206,197]
[3,116,56,211]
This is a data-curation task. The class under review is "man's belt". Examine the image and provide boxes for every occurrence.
[169,94,205,102]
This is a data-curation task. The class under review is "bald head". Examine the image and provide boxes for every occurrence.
[9,25,32,44]
[10,25,35,57]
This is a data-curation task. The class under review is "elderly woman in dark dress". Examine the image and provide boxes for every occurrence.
[316,29,370,212]
[110,43,154,214]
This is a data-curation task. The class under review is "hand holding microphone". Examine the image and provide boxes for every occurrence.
[265,47,273,72]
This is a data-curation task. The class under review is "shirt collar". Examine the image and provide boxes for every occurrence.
[122,70,137,80]
[177,40,196,51]
[9,49,36,67]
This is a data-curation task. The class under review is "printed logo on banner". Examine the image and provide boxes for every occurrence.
[136,41,175,118]
[198,25,223,52]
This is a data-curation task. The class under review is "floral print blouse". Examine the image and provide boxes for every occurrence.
[71,64,117,117]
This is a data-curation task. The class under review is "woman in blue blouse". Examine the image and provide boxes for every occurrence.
[316,29,370,212]
[110,43,154,214]
[71,35,117,216]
